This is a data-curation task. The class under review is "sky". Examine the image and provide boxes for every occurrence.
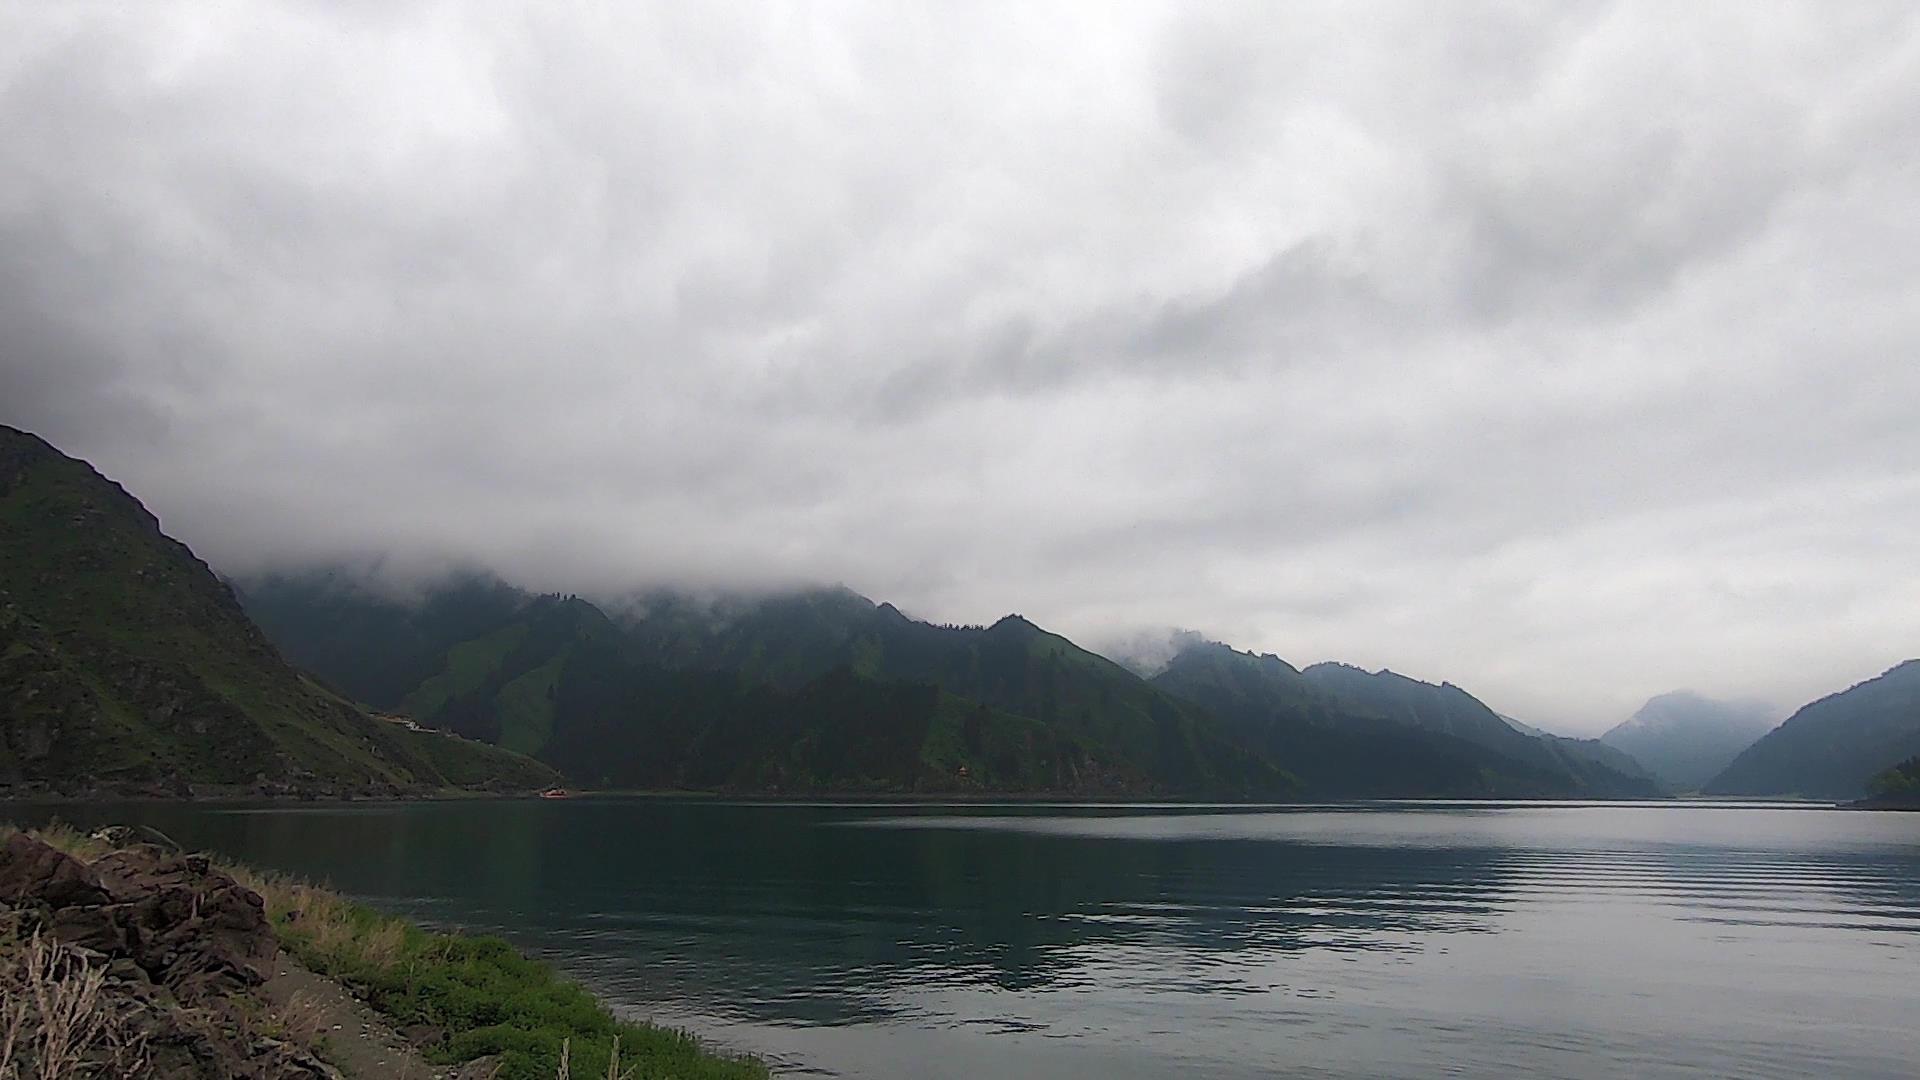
[4,2,1918,734]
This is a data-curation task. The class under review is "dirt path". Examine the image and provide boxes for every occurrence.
[262,958,494,1080]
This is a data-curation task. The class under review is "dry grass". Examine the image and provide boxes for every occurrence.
[0,823,108,863]
[267,990,329,1053]
[0,932,150,1079]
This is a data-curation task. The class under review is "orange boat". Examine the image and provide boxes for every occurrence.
[538,787,571,800]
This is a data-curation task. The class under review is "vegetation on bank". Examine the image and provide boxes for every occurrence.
[16,825,766,1080]
[1870,756,1920,798]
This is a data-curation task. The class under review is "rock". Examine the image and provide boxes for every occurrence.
[0,831,360,1078]
[453,1054,505,1079]
[401,1022,447,1048]
[0,830,110,906]
[89,846,279,1001]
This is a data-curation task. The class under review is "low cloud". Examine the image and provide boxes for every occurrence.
[4,2,1918,732]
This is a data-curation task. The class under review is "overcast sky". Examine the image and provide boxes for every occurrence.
[4,2,1918,733]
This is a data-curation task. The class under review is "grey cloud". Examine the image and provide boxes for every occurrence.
[2,1,1918,733]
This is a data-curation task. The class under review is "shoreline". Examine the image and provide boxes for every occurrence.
[0,782,1714,807]
[1,824,769,1080]
[7,780,1883,810]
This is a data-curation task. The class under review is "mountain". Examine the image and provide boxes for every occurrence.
[0,425,556,794]
[1599,691,1778,791]
[1705,661,1920,799]
[1150,643,1579,797]
[1296,663,1661,797]
[243,571,1675,799]
[241,569,529,710]
[242,577,1297,797]
[623,594,1347,796]
[1147,645,1659,798]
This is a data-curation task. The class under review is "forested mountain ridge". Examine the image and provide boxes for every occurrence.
[1705,661,1920,799]
[240,573,1671,799]
[242,576,1300,797]
[1151,642,1660,798]
[0,425,556,793]
[1298,662,1659,796]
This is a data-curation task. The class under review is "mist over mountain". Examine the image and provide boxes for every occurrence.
[1600,692,1779,792]
[242,572,1298,797]
[238,565,1677,800]
[0,426,554,793]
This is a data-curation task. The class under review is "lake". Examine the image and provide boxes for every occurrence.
[7,798,1918,1078]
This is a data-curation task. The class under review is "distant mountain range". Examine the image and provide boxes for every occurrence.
[1705,661,1920,800]
[241,571,1663,799]
[6,424,1912,803]
[0,425,555,794]
[1600,692,1778,792]
[1146,644,1656,797]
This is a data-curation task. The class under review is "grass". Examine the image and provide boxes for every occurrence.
[227,871,768,1080]
[8,825,767,1080]
[403,623,530,719]
[495,652,569,757]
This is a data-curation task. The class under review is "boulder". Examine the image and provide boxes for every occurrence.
[0,830,111,906]
[0,831,277,1002]
[90,847,278,1001]
[0,834,319,1079]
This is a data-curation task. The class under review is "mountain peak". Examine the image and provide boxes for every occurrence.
[1602,691,1779,792]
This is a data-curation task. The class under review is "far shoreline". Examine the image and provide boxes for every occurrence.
[9,784,1881,809]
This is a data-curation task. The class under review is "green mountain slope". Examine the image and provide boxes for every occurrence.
[618,597,1299,796]
[1150,643,1558,797]
[241,569,529,710]
[244,580,1298,797]
[1295,662,1659,797]
[539,651,1154,794]
[0,426,555,793]
[1704,661,1920,799]
[241,574,1677,799]
[1150,642,1658,798]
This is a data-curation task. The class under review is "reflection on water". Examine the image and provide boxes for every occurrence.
[7,799,1918,1079]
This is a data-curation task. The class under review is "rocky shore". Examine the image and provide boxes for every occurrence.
[0,828,339,1078]
[1,825,767,1080]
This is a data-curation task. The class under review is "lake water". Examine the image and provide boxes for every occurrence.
[8,798,1919,1078]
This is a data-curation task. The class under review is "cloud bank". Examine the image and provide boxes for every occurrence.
[4,2,1918,732]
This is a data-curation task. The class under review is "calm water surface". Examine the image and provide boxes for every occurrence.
[10,799,1919,1078]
